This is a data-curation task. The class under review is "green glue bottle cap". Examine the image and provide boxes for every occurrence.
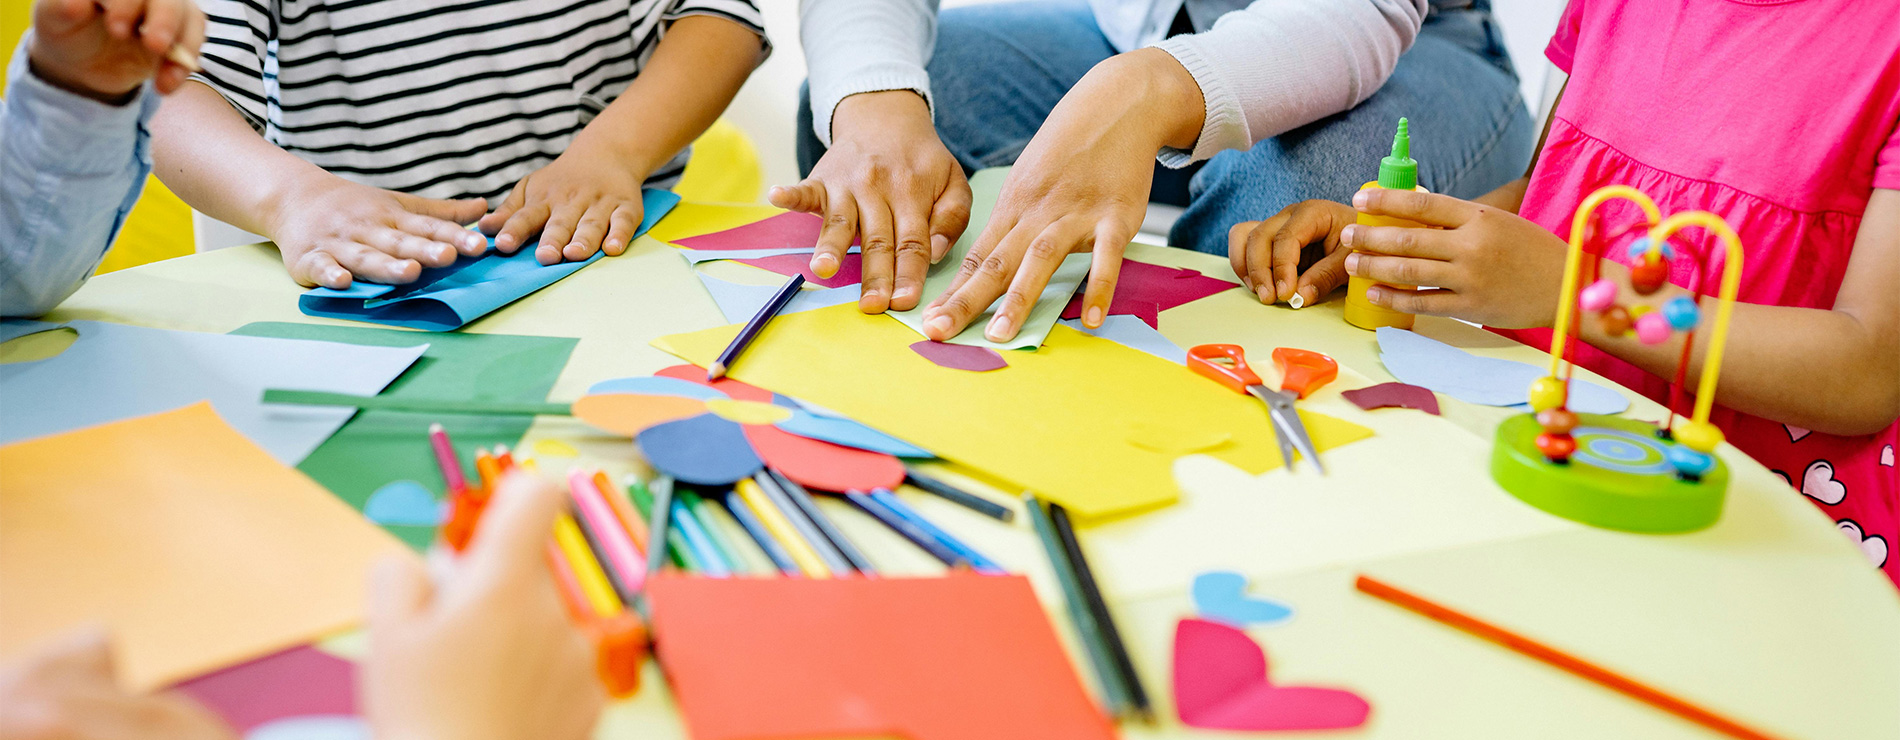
[1378,118,1417,191]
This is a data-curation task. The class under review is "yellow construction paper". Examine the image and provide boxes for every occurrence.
[0,403,409,690]
[646,202,785,245]
[652,305,1373,520]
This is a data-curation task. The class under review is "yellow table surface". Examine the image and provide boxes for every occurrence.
[45,205,1900,739]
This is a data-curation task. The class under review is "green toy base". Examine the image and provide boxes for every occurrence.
[1491,412,1727,534]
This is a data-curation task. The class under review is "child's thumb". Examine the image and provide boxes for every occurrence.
[1296,248,1353,309]
[368,554,433,629]
[461,471,567,587]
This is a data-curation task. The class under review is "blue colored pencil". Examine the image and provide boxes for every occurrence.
[722,490,800,574]
[868,488,1005,574]
[708,272,805,380]
[768,469,877,575]
[844,490,966,568]
[669,497,732,577]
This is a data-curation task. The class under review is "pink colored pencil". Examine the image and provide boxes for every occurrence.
[569,470,647,593]
[427,423,466,493]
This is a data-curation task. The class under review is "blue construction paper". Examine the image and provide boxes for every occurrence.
[363,480,445,526]
[1059,315,1187,365]
[0,320,425,463]
[587,375,729,401]
[1192,571,1294,627]
[635,412,762,485]
[300,189,680,331]
[0,320,62,343]
[694,272,861,324]
[1376,327,1629,415]
[775,409,933,458]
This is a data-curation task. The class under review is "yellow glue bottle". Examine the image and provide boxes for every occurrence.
[1344,118,1429,331]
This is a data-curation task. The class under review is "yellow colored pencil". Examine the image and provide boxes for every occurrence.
[553,513,623,616]
[735,478,831,577]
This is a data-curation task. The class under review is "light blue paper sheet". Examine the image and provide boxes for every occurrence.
[694,272,861,324]
[678,246,860,265]
[775,409,933,458]
[0,320,62,343]
[1059,315,1187,365]
[0,320,426,463]
[300,189,680,331]
[1376,327,1629,415]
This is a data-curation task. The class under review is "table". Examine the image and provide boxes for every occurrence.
[50,202,1900,739]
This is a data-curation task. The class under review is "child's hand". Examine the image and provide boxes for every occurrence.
[28,0,205,102]
[363,472,604,740]
[479,146,648,267]
[1227,199,1358,307]
[267,174,490,289]
[0,627,236,740]
[1342,188,1568,329]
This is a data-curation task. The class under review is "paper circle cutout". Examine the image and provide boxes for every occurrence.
[706,398,794,425]
[573,393,708,437]
[637,413,764,485]
[743,423,905,492]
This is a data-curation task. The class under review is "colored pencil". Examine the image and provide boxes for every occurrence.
[722,489,800,574]
[844,490,966,568]
[552,513,623,617]
[905,469,1013,522]
[1023,493,1128,717]
[262,388,572,416]
[869,488,1004,574]
[1049,500,1151,722]
[669,496,733,577]
[643,475,677,580]
[767,469,875,575]
[495,445,516,470]
[628,477,690,570]
[427,423,466,494]
[753,472,852,574]
[678,489,750,576]
[595,471,649,555]
[473,448,500,500]
[543,542,597,621]
[1354,575,1782,740]
[568,471,647,594]
[707,272,805,380]
[569,498,635,604]
[737,478,831,577]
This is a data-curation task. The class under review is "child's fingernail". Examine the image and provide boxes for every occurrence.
[986,314,1015,339]
[1255,283,1271,303]
[1340,225,1357,245]
[496,234,515,249]
[811,254,838,278]
[1085,306,1104,327]
[925,315,954,337]
[931,235,950,262]
[1353,190,1370,209]
[1345,252,1361,275]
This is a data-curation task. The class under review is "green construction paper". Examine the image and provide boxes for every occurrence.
[230,322,576,550]
[261,388,572,416]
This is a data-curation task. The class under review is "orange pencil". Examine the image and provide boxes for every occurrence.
[495,445,516,471]
[473,449,500,501]
[594,471,650,554]
[1354,575,1782,740]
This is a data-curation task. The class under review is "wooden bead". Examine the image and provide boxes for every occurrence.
[1631,259,1669,295]
[1528,376,1567,412]
[1536,432,1577,461]
[1600,305,1632,335]
[1537,407,1580,435]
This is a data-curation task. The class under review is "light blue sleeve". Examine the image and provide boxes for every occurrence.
[0,35,158,318]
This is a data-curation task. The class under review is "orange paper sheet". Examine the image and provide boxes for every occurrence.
[0,403,408,690]
[648,573,1115,740]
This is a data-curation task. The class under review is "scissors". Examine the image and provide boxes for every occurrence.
[1187,345,1339,474]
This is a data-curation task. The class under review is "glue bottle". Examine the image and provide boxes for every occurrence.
[1343,118,1428,331]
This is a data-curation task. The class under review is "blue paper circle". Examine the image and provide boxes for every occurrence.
[636,413,763,485]
[587,376,729,401]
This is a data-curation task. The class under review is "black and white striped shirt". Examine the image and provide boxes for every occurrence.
[193,0,767,202]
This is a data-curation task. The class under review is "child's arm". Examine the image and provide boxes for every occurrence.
[478,16,765,265]
[150,83,491,289]
[1347,188,1900,436]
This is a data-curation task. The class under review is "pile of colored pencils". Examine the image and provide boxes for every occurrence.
[1025,493,1152,722]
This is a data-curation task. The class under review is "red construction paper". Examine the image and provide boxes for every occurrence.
[1340,382,1441,415]
[648,573,1115,740]
[654,364,774,403]
[1061,260,1238,329]
[171,645,356,732]
[908,340,1008,372]
[672,212,863,288]
[743,422,905,492]
[1173,618,1371,731]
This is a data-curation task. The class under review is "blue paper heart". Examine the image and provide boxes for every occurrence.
[1192,571,1294,627]
[363,480,445,526]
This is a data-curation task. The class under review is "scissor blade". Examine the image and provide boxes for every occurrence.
[1254,387,1327,475]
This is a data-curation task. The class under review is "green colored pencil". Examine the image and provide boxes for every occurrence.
[1023,493,1129,717]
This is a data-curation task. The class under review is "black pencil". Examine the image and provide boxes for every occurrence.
[905,468,1014,522]
[1049,501,1152,722]
[708,272,805,380]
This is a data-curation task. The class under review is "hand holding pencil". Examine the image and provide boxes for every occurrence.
[27,0,205,103]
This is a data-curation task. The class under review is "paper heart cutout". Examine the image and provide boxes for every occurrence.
[362,481,444,526]
[1785,424,1811,443]
[1837,519,1889,568]
[1882,445,1894,467]
[1173,618,1371,730]
[1801,460,1846,505]
[1192,571,1293,627]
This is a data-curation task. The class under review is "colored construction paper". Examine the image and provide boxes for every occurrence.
[588,375,729,400]
[1127,421,1231,455]
[736,251,864,288]
[1342,382,1442,415]
[249,717,370,740]
[743,422,908,492]
[0,319,59,343]
[1377,327,1629,414]
[654,363,775,402]
[637,413,763,485]
[0,320,424,464]
[909,340,1008,372]
[677,246,833,264]
[300,189,679,331]
[172,645,357,733]
[1173,618,1371,731]
[1061,259,1240,329]
[647,202,784,245]
[695,271,861,323]
[888,168,1092,350]
[647,574,1114,740]
[231,323,575,550]
[361,480,444,526]
[0,404,408,690]
[574,393,708,437]
[673,211,865,287]
[775,409,933,458]
[1192,571,1293,627]
[1060,315,1187,365]
[652,305,1373,520]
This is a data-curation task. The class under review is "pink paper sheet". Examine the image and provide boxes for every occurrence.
[171,645,357,732]
[1062,260,1238,329]
[672,212,863,288]
[1341,382,1442,415]
[1173,618,1371,731]
[909,340,1009,372]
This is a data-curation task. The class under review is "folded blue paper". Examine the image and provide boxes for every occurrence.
[299,189,681,331]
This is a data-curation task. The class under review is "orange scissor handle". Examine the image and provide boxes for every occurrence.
[590,611,650,699]
[1272,347,1338,399]
[1187,344,1263,394]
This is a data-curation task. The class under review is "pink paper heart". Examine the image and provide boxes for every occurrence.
[1173,618,1371,731]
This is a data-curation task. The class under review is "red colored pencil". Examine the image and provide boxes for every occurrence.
[1354,575,1781,740]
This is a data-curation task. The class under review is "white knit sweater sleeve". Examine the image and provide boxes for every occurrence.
[800,0,940,148]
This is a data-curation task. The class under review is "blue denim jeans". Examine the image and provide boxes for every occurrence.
[796,0,1535,256]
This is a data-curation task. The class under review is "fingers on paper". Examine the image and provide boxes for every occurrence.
[988,219,1086,342]
[767,178,825,214]
[924,221,1019,341]
[496,199,551,258]
[812,186,856,282]
[1295,247,1351,309]
[480,180,529,244]
[927,171,974,264]
[891,204,934,311]
[536,202,585,265]
[559,203,615,263]
[601,203,642,256]
[1078,221,1129,328]
[395,213,486,258]
[289,249,353,290]
[858,199,897,314]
